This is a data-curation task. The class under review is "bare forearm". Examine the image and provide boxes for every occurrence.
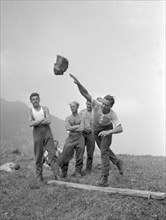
[29,118,45,127]
[66,125,80,131]
[74,125,84,132]
[77,82,88,97]
[70,74,91,102]
[76,82,91,102]
[41,118,51,125]
[110,125,123,134]
[98,125,123,137]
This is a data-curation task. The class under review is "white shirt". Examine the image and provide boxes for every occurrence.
[91,99,120,128]
[31,106,44,120]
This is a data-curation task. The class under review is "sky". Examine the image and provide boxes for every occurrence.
[1,1,165,156]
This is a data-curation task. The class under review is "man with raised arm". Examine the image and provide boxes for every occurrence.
[69,74,124,187]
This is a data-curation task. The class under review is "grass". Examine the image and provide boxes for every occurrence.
[0,144,166,220]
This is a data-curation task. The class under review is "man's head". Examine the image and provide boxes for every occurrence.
[29,93,40,108]
[69,101,79,114]
[86,100,92,111]
[101,95,115,112]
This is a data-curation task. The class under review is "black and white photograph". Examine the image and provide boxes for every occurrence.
[1,1,165,219]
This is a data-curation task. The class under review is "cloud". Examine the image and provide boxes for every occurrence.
[113,97,142,115]
[115,1,164,27]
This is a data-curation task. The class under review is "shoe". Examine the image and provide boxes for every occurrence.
[117,159,124,175]
[71,171,82,178]
[97,176,109,187]
[54,175,58,180]
[36,177,47,185]
[60,172,67,178]
[59,172,68,181]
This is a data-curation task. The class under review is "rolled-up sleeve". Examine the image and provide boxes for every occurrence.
[112,111,121,128]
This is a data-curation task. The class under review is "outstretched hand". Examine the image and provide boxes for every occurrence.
[69,74,79,84]
[98,130,112,137]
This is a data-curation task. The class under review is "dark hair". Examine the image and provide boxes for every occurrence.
[104,95,115,107]
[29,93,40,101]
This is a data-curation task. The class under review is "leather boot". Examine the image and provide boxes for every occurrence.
[60,171,68,181]
[97,176,109,187]
[71,170,82,178]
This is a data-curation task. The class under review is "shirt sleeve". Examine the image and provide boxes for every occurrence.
[111,111,121,128]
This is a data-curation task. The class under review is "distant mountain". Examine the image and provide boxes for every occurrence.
[0,98,67,150]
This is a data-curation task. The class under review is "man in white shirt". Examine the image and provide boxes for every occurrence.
[69,74,124,187]
[28,93,59,183]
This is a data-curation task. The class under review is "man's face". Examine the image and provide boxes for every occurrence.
[70,103,78,113]
[86,101,92,111]
[30,96,40,108]
[101,99,111,112]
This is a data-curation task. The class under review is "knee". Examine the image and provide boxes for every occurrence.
[101,150,109,157]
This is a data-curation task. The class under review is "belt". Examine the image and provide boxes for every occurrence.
[83,130,92,134]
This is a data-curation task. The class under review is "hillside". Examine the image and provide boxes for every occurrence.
[0,98,67,153]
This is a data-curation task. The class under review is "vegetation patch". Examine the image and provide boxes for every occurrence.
[0,144,166,220]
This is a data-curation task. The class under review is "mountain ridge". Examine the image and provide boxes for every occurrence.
[0,98,67,152]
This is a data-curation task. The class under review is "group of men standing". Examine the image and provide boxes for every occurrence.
[28,74,123,187]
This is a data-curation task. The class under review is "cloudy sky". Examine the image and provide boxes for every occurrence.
[1,1,165,156]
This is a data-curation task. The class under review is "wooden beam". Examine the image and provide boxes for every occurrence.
[47,180,166,200]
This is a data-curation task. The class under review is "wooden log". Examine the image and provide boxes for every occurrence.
[47,180,166,200]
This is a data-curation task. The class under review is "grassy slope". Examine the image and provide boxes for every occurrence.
[0,145,166,220]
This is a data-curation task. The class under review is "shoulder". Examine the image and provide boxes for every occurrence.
[28,108,35,119]
[79,109,86,116]
[42,106,50,114]
[65,115,71,121]
[29,107,33,114]
[42,106,48,111]
[110,109,118,118]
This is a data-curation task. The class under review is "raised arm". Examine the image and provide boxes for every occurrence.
[70,74,91,102]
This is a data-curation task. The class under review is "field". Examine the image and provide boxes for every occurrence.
[0,144,166,220]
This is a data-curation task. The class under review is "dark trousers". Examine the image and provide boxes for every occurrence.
[83,132,95,171]
[93,123,119,177]
[33,125,58,178]
[59,135,85,174]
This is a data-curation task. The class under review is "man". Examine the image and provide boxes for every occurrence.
[59,101,85,178]
[69,74,124,187]
[28,93,59,183]
[79,100,95,175]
